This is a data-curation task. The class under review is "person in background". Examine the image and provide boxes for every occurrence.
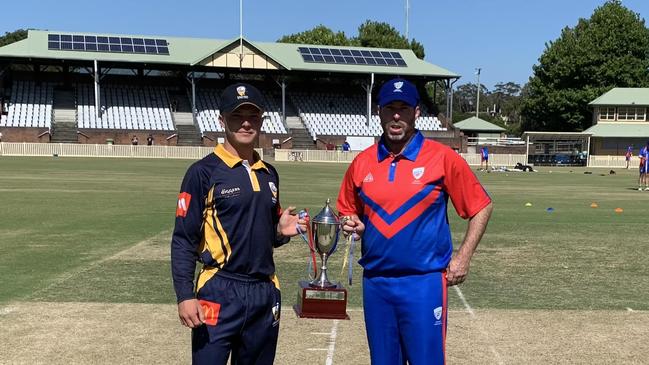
[625,145,633,169]
[342,140,351,152]
[480,145,489,171]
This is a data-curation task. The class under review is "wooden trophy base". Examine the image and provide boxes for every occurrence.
[293,280,350,320]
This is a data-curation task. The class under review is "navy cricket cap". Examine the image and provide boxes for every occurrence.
[377,78,420,108]
[220,83,265,113]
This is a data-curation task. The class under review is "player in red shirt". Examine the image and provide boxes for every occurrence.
[337,78,493,365]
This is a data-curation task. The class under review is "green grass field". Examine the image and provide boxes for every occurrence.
[1,156,648,364]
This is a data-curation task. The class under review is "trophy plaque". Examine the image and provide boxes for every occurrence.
[294,199,349,320]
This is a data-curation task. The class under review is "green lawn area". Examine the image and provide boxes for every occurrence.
[0,156,647,311]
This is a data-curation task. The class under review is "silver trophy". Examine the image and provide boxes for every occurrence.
[310,199,341,288]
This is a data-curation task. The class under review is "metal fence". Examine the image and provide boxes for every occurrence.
[0,142,263,161]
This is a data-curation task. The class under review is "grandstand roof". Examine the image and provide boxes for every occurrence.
[0,30,458,79]
[453,116,505,132]
[582,122,649,137]
[589,88,649,106]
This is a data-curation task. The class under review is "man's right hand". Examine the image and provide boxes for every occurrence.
[341,215,364,241]
[177,299,205,328]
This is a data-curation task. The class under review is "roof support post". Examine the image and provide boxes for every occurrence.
[364,73,374,126]
[525,134,530,165]
[93,60,101,120]
[281,78,286,127]
[586,136,591,167]
[191,72,196,124]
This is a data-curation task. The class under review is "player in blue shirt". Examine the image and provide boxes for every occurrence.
[171,82,306,365]
[480,146,489,171]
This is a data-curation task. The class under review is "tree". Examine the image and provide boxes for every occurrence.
[0,29,28,48]
[353,20,425,59]
[277,25,350,46]
[521,0,649,131]
[278,20,425,59]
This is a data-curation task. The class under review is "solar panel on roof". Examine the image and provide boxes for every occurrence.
[47,34,170,56]
[298,47,407,67]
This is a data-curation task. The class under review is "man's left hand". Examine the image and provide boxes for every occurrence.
[278,206,307,237]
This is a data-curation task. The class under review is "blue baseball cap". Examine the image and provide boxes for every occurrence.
[377,78,420,108]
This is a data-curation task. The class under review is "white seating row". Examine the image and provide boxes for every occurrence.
[77,84,174,130]
[1,81,53,128]
[194,89,288,134]
[292,91,445,138]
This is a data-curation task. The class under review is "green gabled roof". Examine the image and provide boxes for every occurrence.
[453,117,505,132]
[252,41,458,77]
[583,122,649,137]
[0,30,459,78]
[589,88,649,106]
[0,30,225,65]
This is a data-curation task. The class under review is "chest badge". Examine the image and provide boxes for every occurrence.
[363,173,374,183]
[268,182,278,203]
[412,167,425,180]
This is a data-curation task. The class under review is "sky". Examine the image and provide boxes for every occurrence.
[3,0,649,90]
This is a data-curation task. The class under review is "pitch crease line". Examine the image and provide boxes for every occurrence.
[325,319,340,365]
[453,285,504,365]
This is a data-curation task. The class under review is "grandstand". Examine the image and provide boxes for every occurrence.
[0,30,461,149]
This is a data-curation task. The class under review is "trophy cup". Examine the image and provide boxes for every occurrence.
[294,199,349,320]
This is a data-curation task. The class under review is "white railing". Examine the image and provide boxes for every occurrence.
[274,149,526,166]
[460,153,527,166]
[467,137,525,146]
[0,142,263,161]
[588,155,639,168]
[275,149,359,163]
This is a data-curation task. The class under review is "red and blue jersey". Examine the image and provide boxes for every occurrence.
[337,131,491,276]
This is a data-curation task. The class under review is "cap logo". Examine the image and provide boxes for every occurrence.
[393,81,404,92]
[236,86,247,96]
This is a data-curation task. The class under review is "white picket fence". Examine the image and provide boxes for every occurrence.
[0,142,263,161]
[0,143,635,168]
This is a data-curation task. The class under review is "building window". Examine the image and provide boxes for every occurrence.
[598,107,616,121]
[617,107,646,121]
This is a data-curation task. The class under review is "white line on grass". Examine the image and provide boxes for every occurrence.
[453,285,475,316]
[0,307,15,315]
[453,286,504,365]
[27,231,169,300]
[325,320,340,365]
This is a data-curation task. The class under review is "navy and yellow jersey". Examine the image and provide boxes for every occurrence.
[171,144,286,303]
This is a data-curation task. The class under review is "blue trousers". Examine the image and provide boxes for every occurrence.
[363,271,447,365]
[192,273,281,365]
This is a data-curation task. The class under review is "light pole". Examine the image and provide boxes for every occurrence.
[475,67,481,118]
[405,0,410,39]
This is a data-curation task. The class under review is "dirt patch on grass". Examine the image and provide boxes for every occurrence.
[1,303,647,364]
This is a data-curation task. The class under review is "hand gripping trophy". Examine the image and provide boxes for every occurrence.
[294,199,350,319]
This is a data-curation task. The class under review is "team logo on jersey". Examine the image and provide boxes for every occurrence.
[434,306,443,320]
[199,299,221,326]
[393,81,404,92]
[412,167,425,180]
[271,301,281,327]
[433,306,443,326]
[268,182,278,203]
[363,173,374,183]
[176,192,191,217]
